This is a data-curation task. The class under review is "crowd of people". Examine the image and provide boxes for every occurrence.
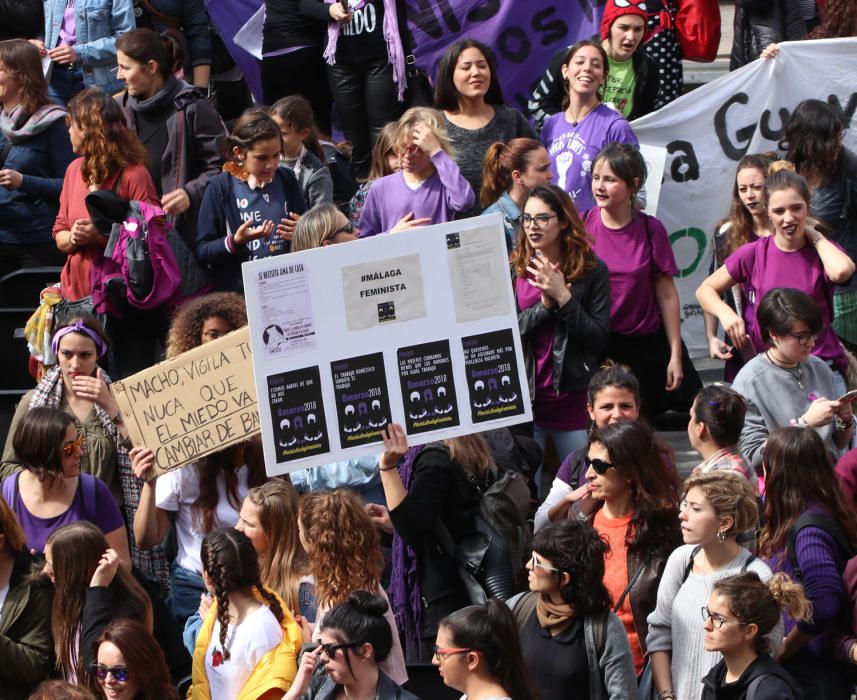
[1,0,857,698]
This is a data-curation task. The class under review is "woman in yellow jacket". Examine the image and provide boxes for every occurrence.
[188,528,303,700]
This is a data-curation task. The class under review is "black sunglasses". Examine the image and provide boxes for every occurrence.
[90,663,130,682]
[585,456,615,475]
[319,640,364,658]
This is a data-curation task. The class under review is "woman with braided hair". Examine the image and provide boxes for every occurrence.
[189,527,303,700]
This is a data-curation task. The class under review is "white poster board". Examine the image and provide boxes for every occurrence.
[242,214,533,476]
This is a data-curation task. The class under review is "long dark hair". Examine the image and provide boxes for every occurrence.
[560,40,609,109]
[200,528,284,662]
[718,153,775,258]
[760,427,857,559]
[434,39,504,111]
[781,99,845,186]
[0,39,50,115]
[94,619,178,699]
[441,599,537,700]
[589,421,682,560]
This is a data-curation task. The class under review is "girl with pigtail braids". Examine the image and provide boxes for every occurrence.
[188,528,303,700]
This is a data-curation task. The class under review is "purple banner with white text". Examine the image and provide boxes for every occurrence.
[206,0,604,108]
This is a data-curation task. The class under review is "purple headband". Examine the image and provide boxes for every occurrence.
[51,320,108,358]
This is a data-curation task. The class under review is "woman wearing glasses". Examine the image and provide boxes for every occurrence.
[512,184,611,480]
[0,407,128,564]
[731,288,855,475]
[285,591,418,700]
[575,420,681,675]
[697,168,855,392]
[291,203,360,253]
[92,618,178,700]
[507,520,636,700]
[700,572,808,700]
[646,471,778,700]
[585,143,701,422]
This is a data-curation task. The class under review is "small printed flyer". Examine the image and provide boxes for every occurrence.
[397,340,459,434]
[267,366,330,463]
[461,329,525,423]
[446,226,511,323]
[341,253,427,331]
[330,352,392,448]
[255,261,316,360]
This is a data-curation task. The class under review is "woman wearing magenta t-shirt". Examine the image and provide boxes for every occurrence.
[540,40,638,213]
[585,143,700,421]
[512,184,610,484]
[697,169,855,389]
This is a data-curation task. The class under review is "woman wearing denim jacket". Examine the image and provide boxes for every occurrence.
[34,0,134,103]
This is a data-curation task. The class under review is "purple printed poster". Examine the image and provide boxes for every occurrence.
[205,0,603,107]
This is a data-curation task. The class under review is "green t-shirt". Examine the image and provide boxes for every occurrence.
[604,56,636,118]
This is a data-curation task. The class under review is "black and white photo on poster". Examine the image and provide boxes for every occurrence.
[397,339,459,434]
[330,352,392,448]
[462,329,525,423]
[267,366,330,463]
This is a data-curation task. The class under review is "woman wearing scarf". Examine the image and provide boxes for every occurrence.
[507,520,637,700]
[0,315,170,591]
[307,0,407,179]
[0,39,74,279]
[115,28,225,249]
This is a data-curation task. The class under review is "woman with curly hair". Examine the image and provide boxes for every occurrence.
[165,291,248,358]
[806,0,857,38]
[513,183,611,481]
[759,427,857,697]
[572,419,682,674]
[93,619,179,700]
[647,471,777,700]
[507,520,636,699]
[298,489,407,685]
[189,527,302,700]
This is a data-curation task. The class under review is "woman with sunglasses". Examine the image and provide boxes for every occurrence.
[512,184,611,490]
[731,287,854,476]
[285,591,419,700]
[646,471,777,700]
[0,406,128,564]
[574,420,681,675]
[700,572,808,700]
[92,618,178,700]
[291,203,360,252]
[507,520,636,700]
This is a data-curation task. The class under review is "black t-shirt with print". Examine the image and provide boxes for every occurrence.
[336,0,388,64]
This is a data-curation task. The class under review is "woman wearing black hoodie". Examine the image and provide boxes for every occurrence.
[700,572,807,700]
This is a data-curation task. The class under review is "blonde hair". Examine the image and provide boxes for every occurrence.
[394,107,454,158]
[291,203,341,252]
[683,471,759,537]
[445,434,495,476]
[366,121,399,182]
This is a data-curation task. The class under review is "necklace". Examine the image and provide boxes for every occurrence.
[566,102,595,126]
[765,351,804,389]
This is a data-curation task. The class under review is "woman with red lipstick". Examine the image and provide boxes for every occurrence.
[574,419,681,674]
[511,184,611,490]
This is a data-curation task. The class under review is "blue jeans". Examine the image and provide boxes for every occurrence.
[533,426,589,497]
[49,64,85,105]
[169,564,205,627]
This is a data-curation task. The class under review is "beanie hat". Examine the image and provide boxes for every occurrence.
[600,0,650,41]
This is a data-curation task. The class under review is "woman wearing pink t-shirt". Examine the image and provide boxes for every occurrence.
[697,169,855,388]
[584,142,700,421]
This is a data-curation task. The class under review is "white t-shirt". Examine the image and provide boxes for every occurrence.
[155,463,250,573]
[204,604,283,700]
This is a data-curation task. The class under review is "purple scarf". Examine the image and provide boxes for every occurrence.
[388,444,425,658]
[323,0,407,102]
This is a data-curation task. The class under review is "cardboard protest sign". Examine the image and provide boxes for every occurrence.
[111,327,259,475]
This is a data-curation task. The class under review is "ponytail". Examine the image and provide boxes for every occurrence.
[768,572,813,622]
[479,138,545,208]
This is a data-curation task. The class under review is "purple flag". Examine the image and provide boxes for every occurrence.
[206,0,604,108]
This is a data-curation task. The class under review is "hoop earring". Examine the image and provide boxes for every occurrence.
[716,530,727,543]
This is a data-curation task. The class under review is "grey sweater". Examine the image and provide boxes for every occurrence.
[731,354,839,470]
[442,105,535,216]
[282,149,334,209]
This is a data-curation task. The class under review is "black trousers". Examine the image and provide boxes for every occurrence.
[327,58,403,180]
[261,46,333,136]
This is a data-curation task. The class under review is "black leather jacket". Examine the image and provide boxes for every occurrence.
[515,258,611,398]
[730,0,806,70]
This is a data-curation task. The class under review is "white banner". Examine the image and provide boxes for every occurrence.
[242,215,533,476]
[632,38,857,355]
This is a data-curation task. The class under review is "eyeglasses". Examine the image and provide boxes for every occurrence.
[584,456,614,475]
[90,663,130,682]
[785,331,818,346]
[433,646,473,662]
[700,606,749,629]
[522,213,557,227]
[319,640,364,658]
[62,435,84,456]
[529,552,562,575]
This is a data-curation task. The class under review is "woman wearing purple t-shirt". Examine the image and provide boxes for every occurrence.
[697,169,855,388]
[585,143,700,421]
[540,40,638,213]
[511,184,610,488]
